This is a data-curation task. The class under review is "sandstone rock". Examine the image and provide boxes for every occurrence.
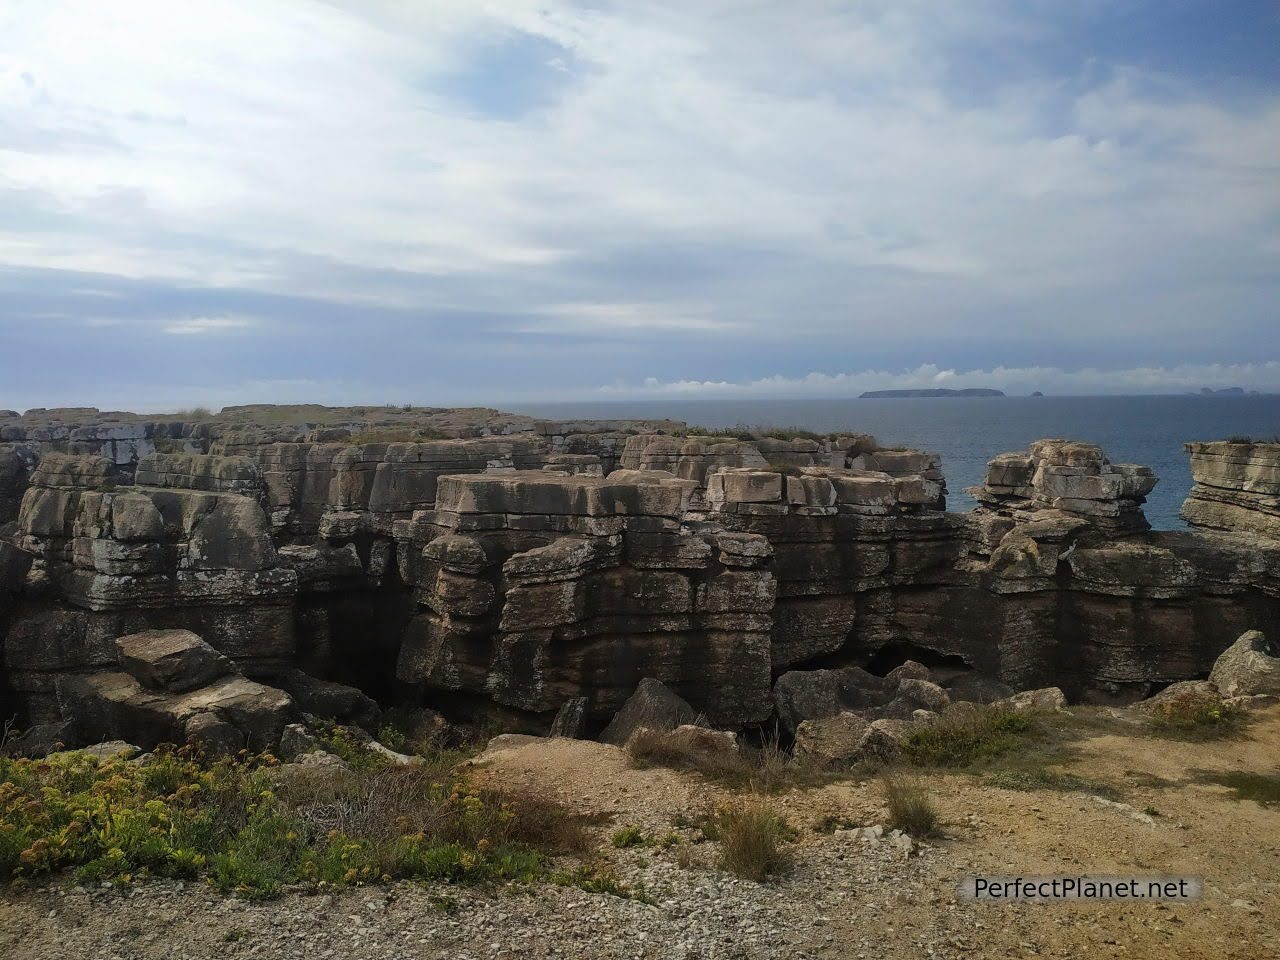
[1,720,76,758]
[792,711,871,766]
[600,678,705,746]
[278,722,323,761]
[885,660,931,684]
[627,723,739,759]
[772,667,892,733]
[183,711,245,755]
[115,629,233,693]
[275,668,381,730]
[1182,441,1280,539]
[57,671,294,752]
[550,697,589,739]
[944,673,1016,704]
[893,678,951,712]
[1209,630,1280,698]
[995,687,1067,713]
[853,719,911,763]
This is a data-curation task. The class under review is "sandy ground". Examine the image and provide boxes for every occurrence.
[1,707,1277,959]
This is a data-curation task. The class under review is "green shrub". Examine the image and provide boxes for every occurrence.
[0,741,594,898]
[610,825,647,848]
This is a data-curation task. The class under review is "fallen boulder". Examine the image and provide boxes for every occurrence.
[600,678,704,746]
[1209,630,1280,698]
[115,629,233,694]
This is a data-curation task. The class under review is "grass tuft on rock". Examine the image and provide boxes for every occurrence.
[1147,692,1245,740]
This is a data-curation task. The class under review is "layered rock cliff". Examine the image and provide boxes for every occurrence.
[2,407,1279,750]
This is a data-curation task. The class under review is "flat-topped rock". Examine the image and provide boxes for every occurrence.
[1182,441,1280,539]
[115,629,233,692]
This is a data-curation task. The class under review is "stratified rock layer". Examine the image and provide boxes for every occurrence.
[2,404,1279,744]
[1182,441,1280,539]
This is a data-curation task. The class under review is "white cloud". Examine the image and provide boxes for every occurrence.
[605,362,1280,398]
[161,316,255,335]
[0,0,1276,391]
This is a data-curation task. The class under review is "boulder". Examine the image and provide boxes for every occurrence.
[115,629,233,693]
[57,671,294,752]
[278,722,323,761]
[885,660,932,684]
[600,678,704,746]
[772,667,893,733]
[1,720,77,758]
[944,673,1016,704]
[274,668,381,730]
[1208,630,1280,698]
[184,711,245,755]
[893,678,951,712]
[550,697,589,739]
[793,711,871,766]
[995,687,1067,713]
[854,719,912,764]
[626,723,739,760]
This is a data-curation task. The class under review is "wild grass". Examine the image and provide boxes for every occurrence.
[881,775,941,837]
[900,703,1039,768]
[0,742,596,899]
[1146,691,1245,740]
[624,726,811,793]
[688,423,836,442]
[714,800,794,881]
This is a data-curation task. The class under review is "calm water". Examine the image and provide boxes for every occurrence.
[510,395,1280,530]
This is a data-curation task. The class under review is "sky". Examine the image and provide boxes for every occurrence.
[1,0,1278,410]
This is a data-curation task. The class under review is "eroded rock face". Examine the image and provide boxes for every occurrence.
[395,472,775,726]
[2,408,1279,749]
[969,439,1157,534]
[1208,630,1280,698]
[1182,442,1280,539]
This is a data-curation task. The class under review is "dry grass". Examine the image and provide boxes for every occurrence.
[881,775,941,837]
[624,726,811,792]
[714,800,794,881]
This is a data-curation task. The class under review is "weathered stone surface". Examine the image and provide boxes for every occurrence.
[792,711,871,766]
[772,667,892,733]
[4,409,1280,749]
[57,671,294,752]
[1182,442,1280,539]
[274,668,381,729]
[1208,630,1280,698]
[995,687,1067,712]
[550,697,589,738]
[115,629,233,693]
[970,439,1155,534]
[599,678,704,746]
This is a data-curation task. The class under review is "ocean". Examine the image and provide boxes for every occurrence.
[509,395,1280,530]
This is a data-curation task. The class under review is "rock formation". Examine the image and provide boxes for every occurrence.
[2,405,1279,753]
[1182,441,1280,539]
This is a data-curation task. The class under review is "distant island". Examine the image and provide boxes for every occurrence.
[860,387,1006,398]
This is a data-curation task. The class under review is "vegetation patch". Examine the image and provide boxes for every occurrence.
[713,800,795,882]
[901,704,1040,768]
[1193,771,1280,807]
[1147,693,1245,740]
[984,767,1120,799]
[882,776,941,837]
[0,743,596,899]
[624,727,820,793]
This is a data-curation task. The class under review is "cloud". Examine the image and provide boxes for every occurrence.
[605,362,1280,398]
[0,2,1277,404]
[161,316,255,335]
